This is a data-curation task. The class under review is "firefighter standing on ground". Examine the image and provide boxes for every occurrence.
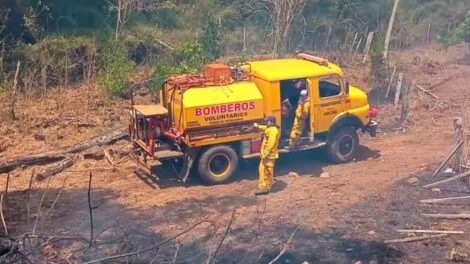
[289,90,310,149]
[254,116,280,196]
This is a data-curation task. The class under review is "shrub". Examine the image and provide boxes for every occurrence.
[151,41,205,92]
[369,39,388,89]
[200,16,221,61]
[98,38,135,96]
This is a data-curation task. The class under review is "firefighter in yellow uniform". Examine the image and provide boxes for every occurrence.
[289,90,310,149]
[254,116,280,196]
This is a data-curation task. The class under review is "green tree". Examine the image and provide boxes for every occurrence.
[453,10,470,42]
[98,38,135,96]
[151,40,205,92]
[200,16,221,61]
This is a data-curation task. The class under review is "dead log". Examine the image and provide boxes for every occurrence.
[36,155,78,181]
[424,170,470,188]
[385,234,447,244]
[0,130,127,174]
[422,213,470,219]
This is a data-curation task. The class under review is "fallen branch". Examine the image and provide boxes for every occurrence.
[32,177,52,234]
[0,130,127,173]
[47,174,70,217]
[36,155,77,181]
[0,194,8,236]
[416,85,440,100]
[424,170,470,188]
[27,171,34,224]
[385,234,447,244]
[268,226,299,264]
[116,222,143,263]
[88,172,95,248]
[103,149,115,165]
[430,141,464,178]
[397,229,464,234]
[172,244,180,264]
[4,172,10,208]
[420,196,470,204]
[210,210,236,264]
[82,219,213,264]
[422,213,470,219]
[428,73,461,90]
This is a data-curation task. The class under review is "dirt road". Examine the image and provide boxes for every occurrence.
[1,44,470,263]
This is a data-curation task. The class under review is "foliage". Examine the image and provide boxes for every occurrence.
[440,10,470,45]
[151,41,205,92]
[1,0,470,93]
[369,37,388,88]
[200,16,221,61]
[454,11,470,42]
[98,38,135,96]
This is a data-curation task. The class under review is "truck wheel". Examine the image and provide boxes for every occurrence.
[327,127,358,163]
[198,145,238,184]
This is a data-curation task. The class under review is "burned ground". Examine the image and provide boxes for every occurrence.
[1,44,470,263]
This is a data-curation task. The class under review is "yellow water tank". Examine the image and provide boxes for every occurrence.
[172,81,265,131]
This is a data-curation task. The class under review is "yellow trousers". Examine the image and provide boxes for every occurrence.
[258,158,275,190]
[289,117,306,147]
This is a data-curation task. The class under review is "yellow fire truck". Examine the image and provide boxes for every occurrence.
[129,53,378,184]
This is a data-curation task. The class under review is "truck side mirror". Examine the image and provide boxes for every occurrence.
[345,80,350,95]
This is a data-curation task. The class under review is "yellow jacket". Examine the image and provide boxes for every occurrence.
[257,125,280,159]
[295,100,310,120]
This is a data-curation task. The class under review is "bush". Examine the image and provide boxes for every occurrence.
[10,35,96,92]
[200,16,221,61]
[151,41,205,92]
[369,39,388,89]
[98,38,135,96]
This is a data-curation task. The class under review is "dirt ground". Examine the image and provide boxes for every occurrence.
[1,44,470,263]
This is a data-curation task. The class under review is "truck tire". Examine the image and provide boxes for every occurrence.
[326,126,358,164]
[198,145,238,184]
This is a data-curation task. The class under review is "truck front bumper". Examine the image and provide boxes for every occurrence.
[363,121,378,137]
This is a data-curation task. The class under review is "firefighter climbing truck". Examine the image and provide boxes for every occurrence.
[128,53,378,184]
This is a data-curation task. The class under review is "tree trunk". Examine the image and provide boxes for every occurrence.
[0,130,127,174]
[384,0,400,59]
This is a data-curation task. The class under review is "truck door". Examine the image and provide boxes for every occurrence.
[312,75,346,134]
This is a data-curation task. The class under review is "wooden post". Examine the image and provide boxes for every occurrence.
[41,52,47,91]
[426,22,432,44]
[400,78,410,122]
[453,118,464,173]
[10,60,20,120]
[394,72,403,107]
[363,32,374,64]
[353,37,363,58]
[350,32,358,55]
[384,0,400,59]
[386,66,397,98]
[64,40,68,90]
[243,27,246,51]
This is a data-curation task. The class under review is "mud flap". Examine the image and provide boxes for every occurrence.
[177,148,200,183]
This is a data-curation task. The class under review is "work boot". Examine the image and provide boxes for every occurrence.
[255,189,271,196]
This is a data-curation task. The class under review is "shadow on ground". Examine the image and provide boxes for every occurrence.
[2,175,409,264]
[136,144,381,190]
